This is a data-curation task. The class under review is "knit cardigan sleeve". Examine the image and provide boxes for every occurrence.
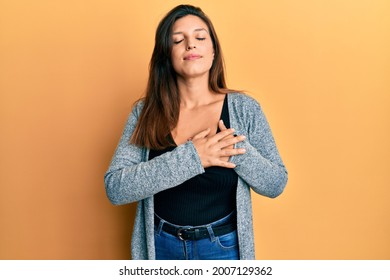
[104,101,205,205]
[229,94,288,198]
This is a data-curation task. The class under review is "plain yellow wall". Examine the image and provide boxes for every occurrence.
[1,0,389,259]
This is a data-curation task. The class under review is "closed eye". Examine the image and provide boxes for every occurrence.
[173,38,205,44]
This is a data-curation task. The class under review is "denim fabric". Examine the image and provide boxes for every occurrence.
[154,212,239,260]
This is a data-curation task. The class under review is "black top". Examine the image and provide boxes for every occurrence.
[149,95,238,226]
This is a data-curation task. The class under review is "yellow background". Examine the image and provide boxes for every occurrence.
[1,0,389,259]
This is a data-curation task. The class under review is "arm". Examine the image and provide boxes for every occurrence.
[230,98,288,198]
[104,104,205,205]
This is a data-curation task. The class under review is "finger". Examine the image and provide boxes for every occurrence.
[192,128,211,140]
[220,147,246,157]
[219,120,235,143]
[218,119,228,131]
[219,120,235,149]
[211,128,236,142]
[218,135,246,149]
[215,160,236,169]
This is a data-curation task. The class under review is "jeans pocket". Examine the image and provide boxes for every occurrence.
[216,230,238,249]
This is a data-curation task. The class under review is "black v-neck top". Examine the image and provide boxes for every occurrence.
[148,95,238,226]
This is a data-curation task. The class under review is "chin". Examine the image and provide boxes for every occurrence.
[179,68,211,79]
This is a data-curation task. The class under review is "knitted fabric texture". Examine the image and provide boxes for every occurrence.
[104,92,288,260]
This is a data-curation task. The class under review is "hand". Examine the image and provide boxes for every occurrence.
[191,125,246,168]
[218,120,235,162]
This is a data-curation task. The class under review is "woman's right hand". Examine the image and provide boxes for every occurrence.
[191,127,246,168]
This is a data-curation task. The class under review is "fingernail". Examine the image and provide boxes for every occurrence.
[220,119,224,124]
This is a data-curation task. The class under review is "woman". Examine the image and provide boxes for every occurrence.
[104,4,288,260]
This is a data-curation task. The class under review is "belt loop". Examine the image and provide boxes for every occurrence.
[194,228,200,240]
[156,216,165,236]
[206,225,216,242]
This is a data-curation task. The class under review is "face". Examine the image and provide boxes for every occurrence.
[170,15,215,80]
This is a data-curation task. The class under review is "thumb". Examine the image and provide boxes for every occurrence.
[218,119,228,131]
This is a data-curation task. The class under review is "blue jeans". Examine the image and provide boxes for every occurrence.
[154,212,240,260]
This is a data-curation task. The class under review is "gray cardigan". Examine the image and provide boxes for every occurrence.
[104,92,288,260]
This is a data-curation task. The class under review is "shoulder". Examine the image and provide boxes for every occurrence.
[227,92,262,116]
[121,99,145,132]
[131,98,145,117]
[228,92,261,106]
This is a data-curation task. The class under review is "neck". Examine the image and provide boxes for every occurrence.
[177,75,214,108]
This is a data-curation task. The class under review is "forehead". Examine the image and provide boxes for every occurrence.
[172,15,209,34]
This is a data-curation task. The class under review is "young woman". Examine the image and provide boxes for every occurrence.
[104,4,288,260]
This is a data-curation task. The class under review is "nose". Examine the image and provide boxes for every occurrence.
[186,42,196,50]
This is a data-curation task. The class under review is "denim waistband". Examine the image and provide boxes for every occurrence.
[154,210,236,228]
[154,211,236,241]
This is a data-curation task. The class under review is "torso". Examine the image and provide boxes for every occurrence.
[149,93,238,226]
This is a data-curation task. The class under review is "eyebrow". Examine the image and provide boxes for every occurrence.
[172,28,209,35]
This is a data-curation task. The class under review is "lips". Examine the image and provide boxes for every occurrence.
[184,54,202,60]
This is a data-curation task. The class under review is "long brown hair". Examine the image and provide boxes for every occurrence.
[131,5,231,149]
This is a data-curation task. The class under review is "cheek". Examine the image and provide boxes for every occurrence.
[205,44,215,61]
[204,49,215,66]
[170,49,181,70]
